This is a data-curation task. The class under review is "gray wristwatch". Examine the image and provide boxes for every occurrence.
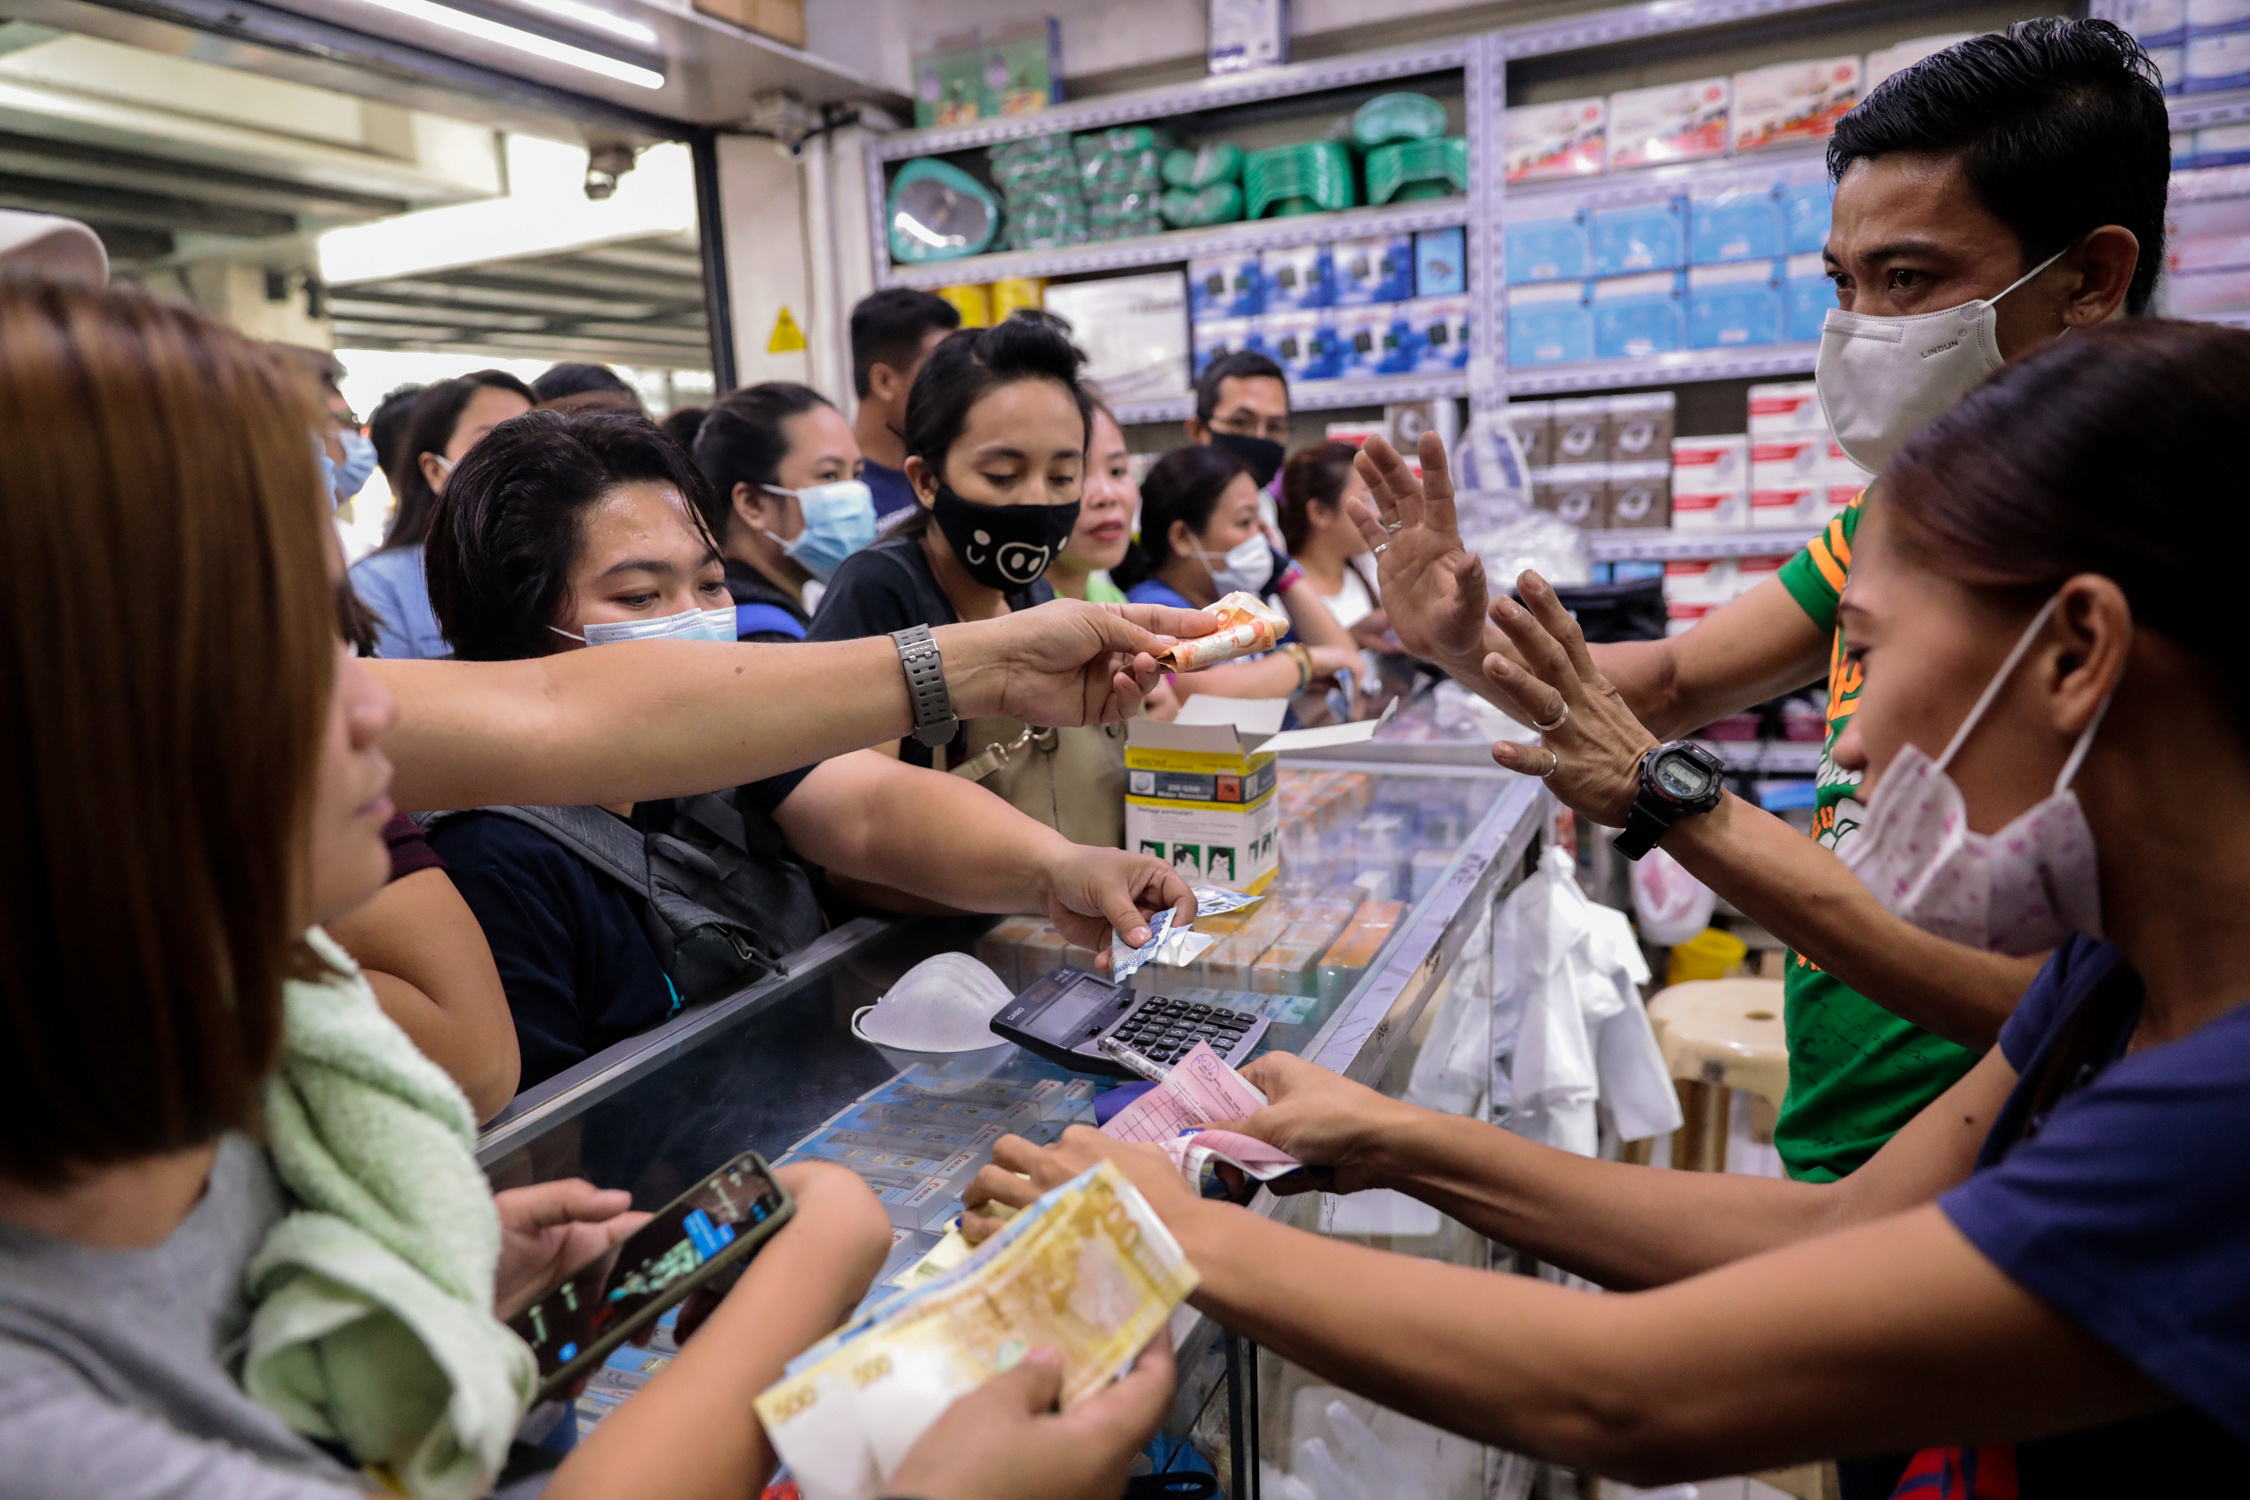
[891,624,957,748]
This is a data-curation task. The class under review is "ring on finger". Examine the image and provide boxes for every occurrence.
[1537,749,1559,779]
[1532,704,1569,733]
[1380,519,1403,534]
[1372,541,1390,556]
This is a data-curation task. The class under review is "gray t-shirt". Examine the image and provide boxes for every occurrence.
[0,1134,365,1499]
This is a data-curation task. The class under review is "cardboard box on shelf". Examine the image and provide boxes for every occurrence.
[1505,280,1593,366]
[1671,487,1748,530]
[1785,251,1833,341]
[1749,484,1826,530]
[1125,698,1385,893]
[1663,556,1739,604]
[1592,271,1686,359]
[1189,253,1264,318]
[1192,316,1263,381]
[1262,243,1335,311]
[1413,226,1467,296]
[1592,197,1686,276]
[1732,57,1863,153]
[1505,206,1592,285]
[983,17,1061,116]
[1045,272,1191,404]
[1671,433,1748,494]
[1607,462,1671,529]
[1734,553,1789,596]
[1507,400,1555,469]
[693,0,805,46]
[1608,78,1732,169]
[1334,231,1416,305]
[911,30,987,127]
[1210,0,1289,75]
[1504,97,1608,183]
[1687,259,1784,349]
[1747,380,1825,434]
[1607,391,1675,462]
[1549,397,1610,463]
[1751,435,1825,491]
[1533,463,1608,528]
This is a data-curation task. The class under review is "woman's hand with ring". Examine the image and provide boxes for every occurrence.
[1477,570,1657,827]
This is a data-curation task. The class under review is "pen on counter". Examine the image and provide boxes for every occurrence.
[1096,1032,1170,1085]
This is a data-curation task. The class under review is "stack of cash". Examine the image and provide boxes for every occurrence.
[756,1162,1196,1500]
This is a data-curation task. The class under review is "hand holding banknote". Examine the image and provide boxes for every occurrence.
[885,1335,1175,1500]
[1231,1052,1422,1195]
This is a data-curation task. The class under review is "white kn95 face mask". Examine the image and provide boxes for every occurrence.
[851,953,1015,1053]
[1815,247,2067,473]
[1841,593,2112,955]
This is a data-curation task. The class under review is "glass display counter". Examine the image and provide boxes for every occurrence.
[476,751,1550,1494]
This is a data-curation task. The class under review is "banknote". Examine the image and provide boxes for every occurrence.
[1160,1126,1306,1184]
[757,1162,1196,1500]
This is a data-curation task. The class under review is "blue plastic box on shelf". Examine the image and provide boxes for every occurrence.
[1593,272,1686,359]
[1785,252,1834,342]
[1689,182,1784,265]
[1507,280,1593,366]
[1263,243,1335,311]
[1189,252,1264,318]
[1688,260,1784,349]
[1506,207,1592,285]
[1592,197,1686,277]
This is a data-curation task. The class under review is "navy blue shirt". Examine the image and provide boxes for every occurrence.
[430,769,813,1090]
[861,459,917,519]
[1925,935,2250,1493]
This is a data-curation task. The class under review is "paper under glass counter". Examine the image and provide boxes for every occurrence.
[475,748,1550,1496]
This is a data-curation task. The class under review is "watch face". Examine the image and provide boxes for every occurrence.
[1655,753,1715,799]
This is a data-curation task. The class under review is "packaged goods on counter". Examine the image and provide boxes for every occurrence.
[1504,97,1607,183]
[1110,885,1268,980]
[1731,57,1862,152]
[1607,78,1731,169]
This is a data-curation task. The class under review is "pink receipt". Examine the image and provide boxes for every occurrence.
[1101,1042,1268,1145]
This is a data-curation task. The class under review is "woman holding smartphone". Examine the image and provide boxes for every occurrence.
[0,285,1168,1500]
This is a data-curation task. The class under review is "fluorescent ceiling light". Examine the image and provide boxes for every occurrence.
[504,0,658,48]
[343,0,664,89]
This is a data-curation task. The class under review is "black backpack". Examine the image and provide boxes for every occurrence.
[420,790,826,1007]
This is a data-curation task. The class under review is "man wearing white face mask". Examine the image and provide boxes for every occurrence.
[1354,19,2167,1190]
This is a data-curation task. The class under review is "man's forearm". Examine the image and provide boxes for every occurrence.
[1371,1107,1834,1289]
[1664,794,2043,1049]
[794,757,1064,917]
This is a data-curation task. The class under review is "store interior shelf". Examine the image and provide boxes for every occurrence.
[1585,526,1816,561]
[2171,87,2250,132]
[1114,370,1468,426]
[1507,343,1817,396]
[869,37,1472,161]
[1500,0,1871,61]
[879,199,1469,289]
[1504,145,1827,214]
[1692,738,1824,774]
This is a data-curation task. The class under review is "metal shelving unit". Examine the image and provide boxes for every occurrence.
[2170,86,2250,132]
[878,200,1469,290]
[1585,525,1816,561]
[1113,370,1467,425]
[1509,342,1817,396]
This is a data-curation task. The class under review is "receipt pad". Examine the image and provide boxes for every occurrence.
[990,968,1269,1079]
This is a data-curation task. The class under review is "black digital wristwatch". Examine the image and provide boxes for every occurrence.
[1613,740,1727,860]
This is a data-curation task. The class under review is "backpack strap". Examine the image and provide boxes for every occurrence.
[734,602,806,641]
[421,804,653,899]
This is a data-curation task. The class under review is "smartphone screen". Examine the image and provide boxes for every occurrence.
[509,1153,788,1387]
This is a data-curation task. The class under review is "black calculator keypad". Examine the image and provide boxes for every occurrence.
[1109,997,1259,1065]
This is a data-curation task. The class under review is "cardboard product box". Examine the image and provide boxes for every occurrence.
[989,277,1045,319]
[1210,0,1289,75]
[1317,902,1405,1001]
[1505,280,1592,366]
[1663,556,1739,605]
[1504,97,1608,183]
[1751,435,1825,491]
[2120,0,2187,48]
[936,283,992,328]
[1689,180,1786,265]
[1823,436,1873,490]
[1507,400,1555,470]
[983,17,1061,117]
[1592,197,1686,277]
[973,913,1047,989]
[1192,316,1262,380]
[1607,78,1731,169]
[1549,397,1610,463]
[1414,226,1467,296]
[1734,553,1788,598]
[1262,243,1335,311]
[1334,231,1416,305]
[1592,272,1686,360]
[1533,463,1609,528]
[693,0,804,47]
[1404,295,1469,373]
[1671,486,1748,530]
[912,31,987,127]
[1666,601,1714,635]
[1505,206,1593,285]
[1263,307,1345,383]
[1607,391,1676,463]
[1333,304,1391,379]
[1606,461,1671,529]
[1732,57,1863,153]
[1046,272,1191,404]
[1125,699,1386,893]
[1671,432,1748,493]
[1749,484,1826,531]
[1782,170,1835,255]
[1747,380,1825,434]
[1189,253,1265,318]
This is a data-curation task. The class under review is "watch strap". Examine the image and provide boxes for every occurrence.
[1613,799,1671,861]
[891,625,956,748]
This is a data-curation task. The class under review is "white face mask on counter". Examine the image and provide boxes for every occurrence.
[1815,246,2067,473]
[551,604,737,646]
[1842,593,2112,955]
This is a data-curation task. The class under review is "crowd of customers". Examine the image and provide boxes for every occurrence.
[4,19,2244,1499]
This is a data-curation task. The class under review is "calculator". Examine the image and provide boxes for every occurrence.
[989,968,1270,1078]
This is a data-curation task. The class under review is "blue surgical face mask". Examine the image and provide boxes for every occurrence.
[770,478,876,582]
[551,604,737,647]
[334,428,378,502]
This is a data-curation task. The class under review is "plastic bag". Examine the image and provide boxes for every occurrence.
[1629,846,1717,945]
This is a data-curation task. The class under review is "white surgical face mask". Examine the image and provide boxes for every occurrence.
[1198,533,1273,597]
[1842,593,2112,955]
[850,952,1014,1053]
[1815,247,2068,473]
[551,603,737,647]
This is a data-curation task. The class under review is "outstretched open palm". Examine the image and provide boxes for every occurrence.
[1344,432,1493,671]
